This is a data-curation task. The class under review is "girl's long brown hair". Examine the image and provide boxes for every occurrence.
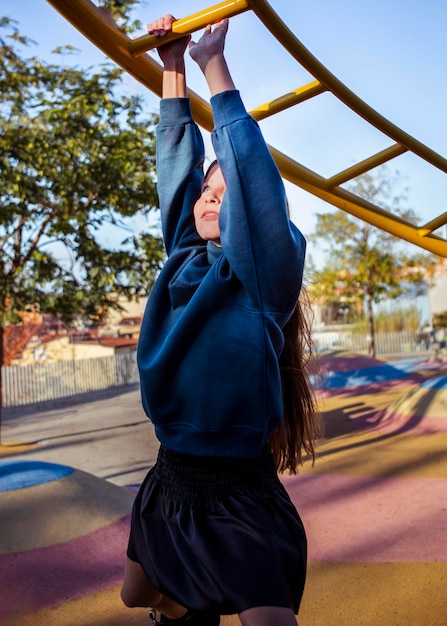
[203,161,321,472]
[269,287,323,474]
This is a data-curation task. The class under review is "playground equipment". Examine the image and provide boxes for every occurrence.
[46,0,447,257]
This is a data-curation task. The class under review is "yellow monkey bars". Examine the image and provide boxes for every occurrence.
[46,0,447,257]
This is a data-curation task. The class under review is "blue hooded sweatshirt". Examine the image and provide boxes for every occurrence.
[137,90,306,458]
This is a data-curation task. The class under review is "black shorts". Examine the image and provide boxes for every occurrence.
[127,444,307,615]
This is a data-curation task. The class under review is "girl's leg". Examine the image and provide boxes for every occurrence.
[121,557,187,619]
[239,606,298,626]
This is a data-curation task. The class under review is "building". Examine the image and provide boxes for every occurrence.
[429,258,447,319]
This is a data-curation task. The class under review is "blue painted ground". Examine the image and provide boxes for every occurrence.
[0,460,73,493]
[421,376,447,389]
[319,364,409,388]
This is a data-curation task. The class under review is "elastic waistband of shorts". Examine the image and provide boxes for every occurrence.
[153,444,278,500]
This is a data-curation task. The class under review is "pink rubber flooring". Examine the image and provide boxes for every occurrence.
[283,473,447,563]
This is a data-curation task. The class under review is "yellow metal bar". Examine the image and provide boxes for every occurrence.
[249,81,327,121]
[270,146,446,256]
[249,0,447,175]
[419,212,447,237]
[45,0,215,130]
[46,0,162,91]
[326,144,408,188]
[129,0,250,56]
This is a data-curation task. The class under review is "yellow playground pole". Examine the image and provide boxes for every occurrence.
[128,0,251,56]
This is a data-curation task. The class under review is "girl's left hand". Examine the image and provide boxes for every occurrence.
[188,19,229,70]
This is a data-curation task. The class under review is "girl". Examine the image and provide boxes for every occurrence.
[121,15,321,626]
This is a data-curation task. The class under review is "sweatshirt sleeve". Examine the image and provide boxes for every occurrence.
[210,90,306,316]
[156,98,205,255]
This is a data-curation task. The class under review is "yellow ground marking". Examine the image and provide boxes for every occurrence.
[303,383,447,478]
[0,442,38,456]
[303,431,447,478]
[5,563,446,626]
[3,585,243,626]
[301,562,447,626]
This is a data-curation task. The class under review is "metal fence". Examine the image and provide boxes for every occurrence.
[1,331,431,409]
[312,330,429,356]
[2,352,139,408]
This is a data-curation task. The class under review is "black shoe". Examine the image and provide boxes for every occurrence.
[149,609,220,625]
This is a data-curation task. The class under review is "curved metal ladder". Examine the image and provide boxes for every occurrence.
[46,0,447,257]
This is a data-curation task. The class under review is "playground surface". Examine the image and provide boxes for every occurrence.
[1,351,446,626]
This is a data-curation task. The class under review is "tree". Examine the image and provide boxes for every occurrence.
[0,17,165,439]
[95,0,143,35]
[309,167,436,357]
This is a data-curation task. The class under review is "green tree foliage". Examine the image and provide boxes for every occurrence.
[0,16,165,433]
[97,0,143,34]
[309,167,436,356]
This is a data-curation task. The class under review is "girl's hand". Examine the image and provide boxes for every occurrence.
[188,19,229,72]
[147,15,191,65]
[189,19,234,96]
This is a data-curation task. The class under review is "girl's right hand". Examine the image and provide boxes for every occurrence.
[147,15,191,65]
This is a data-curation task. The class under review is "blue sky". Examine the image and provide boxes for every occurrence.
[2,0,447,266]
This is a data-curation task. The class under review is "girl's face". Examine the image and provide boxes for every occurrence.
[193,164,225,245]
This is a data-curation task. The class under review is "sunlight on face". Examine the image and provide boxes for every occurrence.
[193,164,226,245]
